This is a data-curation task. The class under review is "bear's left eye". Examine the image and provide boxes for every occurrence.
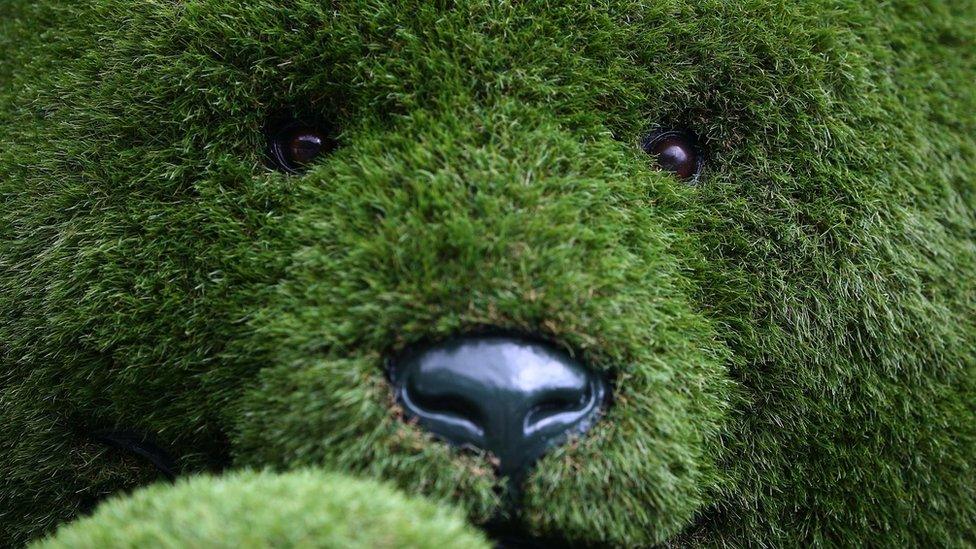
[267,119,338,173]
[641,130,703,183]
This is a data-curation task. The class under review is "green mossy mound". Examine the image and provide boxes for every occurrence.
[32,470,489,549]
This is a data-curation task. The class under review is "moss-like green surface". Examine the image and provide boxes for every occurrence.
[32,470,489,548]
[1,0,973,546]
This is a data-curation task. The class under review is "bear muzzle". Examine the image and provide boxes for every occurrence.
[387,334,609,479]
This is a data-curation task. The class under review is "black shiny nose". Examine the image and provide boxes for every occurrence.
[388,335,607,477]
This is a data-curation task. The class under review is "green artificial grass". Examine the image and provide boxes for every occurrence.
[1,0,974,546]
[31,470,489,548]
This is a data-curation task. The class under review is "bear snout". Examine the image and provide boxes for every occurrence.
[387,334,608,479]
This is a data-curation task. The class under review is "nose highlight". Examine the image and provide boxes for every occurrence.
[388,335,608,477]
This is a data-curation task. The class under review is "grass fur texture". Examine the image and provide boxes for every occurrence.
[0,0,974,546]
[31,470,489,548]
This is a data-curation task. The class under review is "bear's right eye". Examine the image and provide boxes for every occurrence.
[267,118,338,174]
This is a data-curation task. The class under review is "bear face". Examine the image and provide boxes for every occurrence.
[1,1,973,546]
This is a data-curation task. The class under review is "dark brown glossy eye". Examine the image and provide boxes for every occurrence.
[641,130,702,182]
[268,119,337,173]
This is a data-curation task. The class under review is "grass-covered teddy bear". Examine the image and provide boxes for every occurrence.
[1,0,973,546]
